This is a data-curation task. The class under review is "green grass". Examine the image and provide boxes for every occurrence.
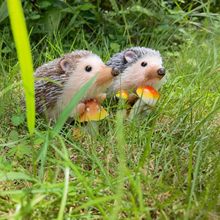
[0,7,220,220]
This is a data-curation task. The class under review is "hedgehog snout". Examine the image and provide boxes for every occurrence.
[157,68,166,76]
[144,66,165,80]
[95,66,114,86]
[111,67,119,77]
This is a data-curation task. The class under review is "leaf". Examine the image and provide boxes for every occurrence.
[0,171,35,181]
[109,0,119,12]
[8,145,32,158]
[110,42,120,52]
[0,157,12,172]
[38,1,52,9]
[0,81,22,98]
[0,0,8,24]
[29,14,41,20]
[43,8,62,34]
[11,114,25,126]
[8,130,19,141]
[12,116,23,126]
[130,5,156,18]
[7,0,35,134]
[77,3,95,11]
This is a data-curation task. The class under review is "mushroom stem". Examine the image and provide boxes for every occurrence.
[84,121,99,137]
[128,99,145,120]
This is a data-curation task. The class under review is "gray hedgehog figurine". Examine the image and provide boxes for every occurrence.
[107,47,166,102]
[34,50,118,120]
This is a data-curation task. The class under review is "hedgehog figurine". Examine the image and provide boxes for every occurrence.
[107,46,166,102]
[106,47,166,118]
[34,50,118,120]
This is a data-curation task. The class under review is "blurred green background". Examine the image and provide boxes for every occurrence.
[1,0,220,60]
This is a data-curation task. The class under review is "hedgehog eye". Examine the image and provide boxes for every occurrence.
[141,62,148,67]
[85,65,92,72]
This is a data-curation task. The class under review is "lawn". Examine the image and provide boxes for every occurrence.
[0,1,220,219]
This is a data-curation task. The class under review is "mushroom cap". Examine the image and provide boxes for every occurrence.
[136,86,160,106]
[79,99,108,122]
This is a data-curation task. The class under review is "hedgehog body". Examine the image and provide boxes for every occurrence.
[35,50,116,120]
[107,47,166,94]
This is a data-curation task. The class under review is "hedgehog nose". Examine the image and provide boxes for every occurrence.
[111,67,119,77]
[157,68,166,76]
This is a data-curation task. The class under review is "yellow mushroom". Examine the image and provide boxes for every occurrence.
[116,90,129,100]
[78,99,108,122]
[136,86,160,106]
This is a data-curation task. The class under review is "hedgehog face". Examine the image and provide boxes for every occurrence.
[60,54,105,78]
[75,55,105,78]
[73,54,114,98]
[112,51,165,92]
[58,53,115,109]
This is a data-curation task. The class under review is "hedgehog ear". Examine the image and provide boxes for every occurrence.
[124,51,137,63]
[60,58,71,71]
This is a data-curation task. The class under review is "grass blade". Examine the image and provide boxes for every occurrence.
[0,0,8,23]
[186,142,203,216]
[110,112,127,219]
[7,0,35,134]
[53,76,96,135]
[109,0,119,12]
[57,167,70,220]
[37,131,49,181]
[73,195,117,212]
[0,171,36,182]
[136,123,155,170]
[0,81,22,98]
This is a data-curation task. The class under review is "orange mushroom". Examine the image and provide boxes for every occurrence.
[136,86,160,106]
[78,99,108,122]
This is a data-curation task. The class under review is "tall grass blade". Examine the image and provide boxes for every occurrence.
[0,0,8,24]
[0,171,36,182]
[136,124,155,170]
[109,0,119,12]
[7,0,35,134]
[37,131,49,181]
[73,195,117,212]
[51,141,108,217]
[186,142,203,217]
[57,167,70,220]
[53,76,96,135]
[111,112,127,219]
[0,81,22,98]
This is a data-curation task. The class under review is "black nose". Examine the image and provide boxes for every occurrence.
[157,68,166,76]
[111,67,120,77]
